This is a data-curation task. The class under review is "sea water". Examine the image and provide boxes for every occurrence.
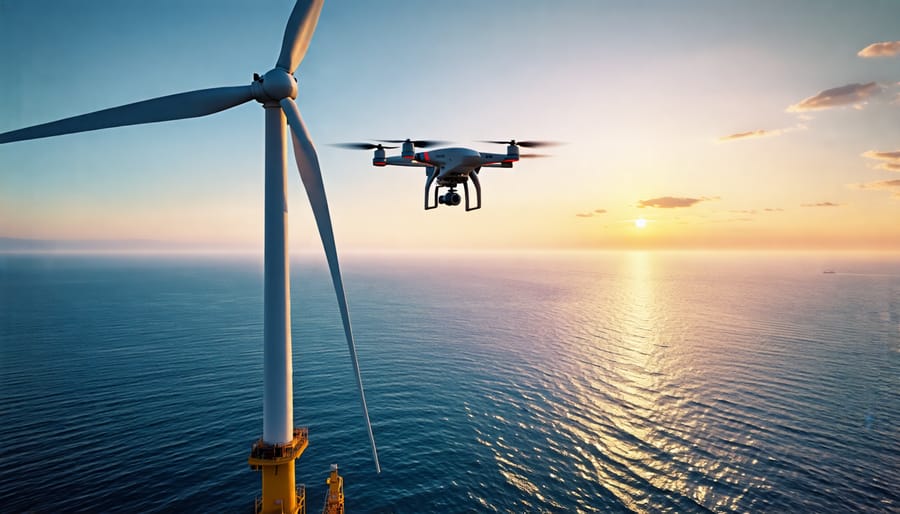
[0,251,897,513]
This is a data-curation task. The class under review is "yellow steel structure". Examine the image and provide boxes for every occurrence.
[322,464,345,514]
[249,427,309,514]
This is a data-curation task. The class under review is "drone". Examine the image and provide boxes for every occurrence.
[334,139,557,211]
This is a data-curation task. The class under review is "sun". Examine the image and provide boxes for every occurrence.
[634,218,647,229]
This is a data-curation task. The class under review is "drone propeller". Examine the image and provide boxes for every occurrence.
[519,153,551,158]
[377,139,449,149]
[331,142,397,150]
[479,139,561,148]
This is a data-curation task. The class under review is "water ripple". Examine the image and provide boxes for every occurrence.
[1,252,897,512]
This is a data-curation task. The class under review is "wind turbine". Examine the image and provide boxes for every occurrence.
[0,0,378,511]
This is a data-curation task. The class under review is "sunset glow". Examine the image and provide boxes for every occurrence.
[1,2,899,252]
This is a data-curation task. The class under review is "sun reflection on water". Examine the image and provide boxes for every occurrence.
[450,252,896,512]
[558,251,757,511]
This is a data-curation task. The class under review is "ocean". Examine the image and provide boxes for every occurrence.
[0,251,897,513]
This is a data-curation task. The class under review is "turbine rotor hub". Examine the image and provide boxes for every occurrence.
[252,68,298,103]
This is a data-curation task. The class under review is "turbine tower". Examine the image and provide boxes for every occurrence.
[0,1,379,512]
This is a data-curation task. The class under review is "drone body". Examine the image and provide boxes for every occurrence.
[336,139,555,211]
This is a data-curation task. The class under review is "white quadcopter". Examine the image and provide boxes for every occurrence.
[334,139,556,211]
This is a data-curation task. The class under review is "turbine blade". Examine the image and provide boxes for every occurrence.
[0,86,255,144]
[280,98,381,473]
[276,0,325,73]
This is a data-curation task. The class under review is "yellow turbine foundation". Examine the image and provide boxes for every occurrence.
[249,427,308,514]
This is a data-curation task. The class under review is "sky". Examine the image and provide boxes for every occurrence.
[1,0,899,252]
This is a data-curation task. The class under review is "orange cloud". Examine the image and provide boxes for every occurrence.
[862,150,900,160]
[787,82,882,112]
[862,150,900,171]
[858,41,900,57]
[858,179,900,188]
[576,208,608,218]
[801,202,841,207]
[727,208,782,214]
[718,125,807,142]
[852,179,900,198]
[638,196,717,208]
[719,129,780,142]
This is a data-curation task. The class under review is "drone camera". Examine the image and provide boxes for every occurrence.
[439,191,462,206]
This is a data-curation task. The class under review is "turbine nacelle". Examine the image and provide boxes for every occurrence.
[251,68,299,104]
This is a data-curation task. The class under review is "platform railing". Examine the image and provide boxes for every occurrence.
[250,427,309,460]
[252,485,306,514]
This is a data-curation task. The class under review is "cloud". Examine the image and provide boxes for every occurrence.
[851,179,900,199]
[801,201,841,207]
[719,129,781,142]
[855,179,900,189]
[725,207,782,215]
[787,82,882,112]
[637,196,718,209]
[858,41,900,58]
[576,208,607,218]
[705,217,754,224]
[862,150,900,172]
[718,124,807,143]
[862,150,900,161]
[726,207,783,214]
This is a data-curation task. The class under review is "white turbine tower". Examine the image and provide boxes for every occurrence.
[0,1,378,511]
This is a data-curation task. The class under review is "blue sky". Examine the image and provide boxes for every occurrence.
[1,0,899,250]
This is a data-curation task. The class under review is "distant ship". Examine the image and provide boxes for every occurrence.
[823,269,836,274]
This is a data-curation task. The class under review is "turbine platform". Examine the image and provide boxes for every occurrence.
[249,427,309,514]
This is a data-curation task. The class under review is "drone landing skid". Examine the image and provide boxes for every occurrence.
[424,167,439,210]
[463,172,481,212]
[424,172,481,211]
